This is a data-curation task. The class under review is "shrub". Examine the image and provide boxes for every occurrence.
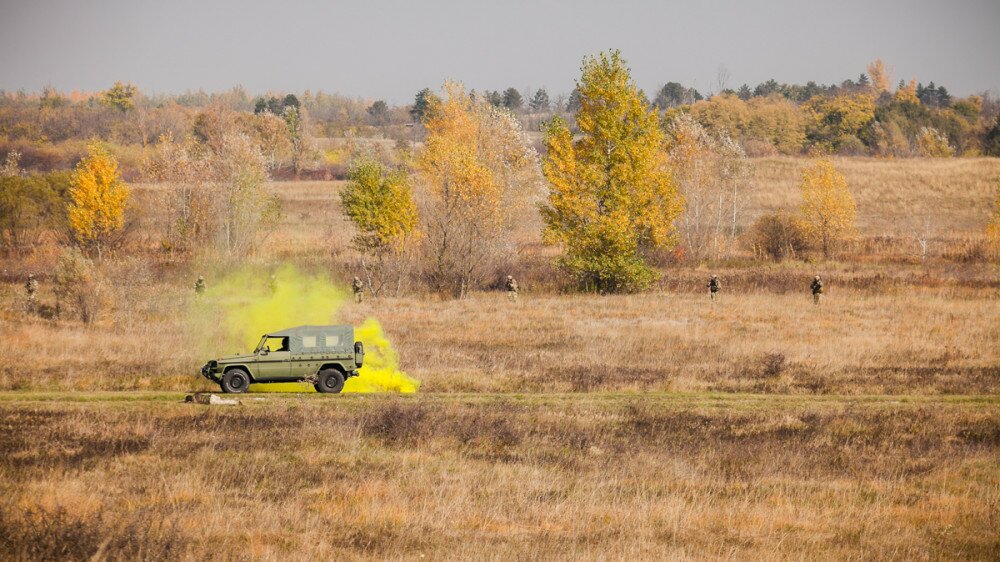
[747,212,809,261]
[53,247,108,323]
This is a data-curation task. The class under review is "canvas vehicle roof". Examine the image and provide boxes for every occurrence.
[261,325,355,355]
[265,325,352,337]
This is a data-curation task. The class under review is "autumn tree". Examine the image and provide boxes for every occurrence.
[212,133,282,256]
[145,130,281,258]
[916,127,954,157]
[341,158,418,296]
[803,94,875,152]
[68,142,131,259]
[101,81,138,113]
[541,51,683,293]
[798,157,857,258]
[283,105,312,178]
[866,59,892,94]
[665,114,751,259]
[416,82,542,297]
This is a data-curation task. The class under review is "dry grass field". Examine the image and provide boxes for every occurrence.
[1,393,998,560]
[1,156,998,559]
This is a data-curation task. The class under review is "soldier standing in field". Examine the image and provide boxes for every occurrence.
[811,275,824,305]
[708,274,720,305]
[194,275,206,297]
[352,277,365,304]
[505,275,519,302]
[25,274,38,313]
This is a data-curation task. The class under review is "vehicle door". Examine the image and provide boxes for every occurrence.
[256,336,291,381]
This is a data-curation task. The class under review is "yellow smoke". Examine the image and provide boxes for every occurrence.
[344,318,418,393]
[190,264,418,393]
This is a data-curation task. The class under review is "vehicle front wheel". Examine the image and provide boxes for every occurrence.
[221,369,251,394]
[315,369,345,394]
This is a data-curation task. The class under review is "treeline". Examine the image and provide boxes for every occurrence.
[2,58,1000,180]
[3,51,1000,316]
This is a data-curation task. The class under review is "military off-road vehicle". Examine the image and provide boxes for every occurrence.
[200,325,364,394]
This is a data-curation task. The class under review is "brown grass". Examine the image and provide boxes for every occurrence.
[2,157,999,559]
[0,393,997,559]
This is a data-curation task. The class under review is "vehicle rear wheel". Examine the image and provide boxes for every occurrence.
[221,368,251,394]
[315,369,345,394]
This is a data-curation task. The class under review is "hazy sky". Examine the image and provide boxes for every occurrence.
[1,0,998,103]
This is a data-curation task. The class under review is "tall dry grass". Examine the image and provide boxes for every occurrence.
[0,394,996,559]
[2,283,997,395]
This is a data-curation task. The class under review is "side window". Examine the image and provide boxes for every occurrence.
[324,334,340,348]
[302,335,317,348]
[263,337,288,352]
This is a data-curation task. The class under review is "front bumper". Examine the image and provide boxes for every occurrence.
[201,362,221,382]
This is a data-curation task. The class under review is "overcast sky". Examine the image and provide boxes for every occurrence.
[1,0,998,103]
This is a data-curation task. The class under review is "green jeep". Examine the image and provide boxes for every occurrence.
[200,325,364,394]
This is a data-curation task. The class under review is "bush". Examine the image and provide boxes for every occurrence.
[53,247,109,323]
[746,212,809,261]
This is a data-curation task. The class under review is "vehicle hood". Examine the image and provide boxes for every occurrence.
[215,353,257,363]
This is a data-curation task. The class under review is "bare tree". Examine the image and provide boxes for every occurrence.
[666,114,753,260]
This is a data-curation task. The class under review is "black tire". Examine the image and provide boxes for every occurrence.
[315,369,345,394]
[221,368,251,394]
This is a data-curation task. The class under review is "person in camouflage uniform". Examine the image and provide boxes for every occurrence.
[505,275,519,302]
[25,274,38,313]
[810,275,823,305]
[352,277,365,304]
[707,274,720,304]
[194,275,206,296]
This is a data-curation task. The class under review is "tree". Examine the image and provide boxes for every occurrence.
[655,82,687,108]
[866,59,892,94]
[803,94,875,151]
[665,114,751,260]
[798,157,856,258]
[367,100,390,125]
[68,142,131,259]
[0,171,71,252]
[541,51,683,293]
[212,133,282,256]
[416,82,542,297]
[283,105,311,178]
[529,88,550,112]
[53,247,106,323]
[984,117,1000,157]
[916,127,954,157]
[566,88,582,112]
[341,158,418,296]
[410,88,438,122]
[895,79,920,105]
[101,81,138,113]
[502,88,523,111]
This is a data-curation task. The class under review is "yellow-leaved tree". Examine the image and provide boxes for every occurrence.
[799,157,857,258]
[68,142,131,259]
[541,51,683,293]
[866,59,892,94]
[416,82,541,297]
[340,157,419,296]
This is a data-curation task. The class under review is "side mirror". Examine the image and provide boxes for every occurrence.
[260,348,269,356]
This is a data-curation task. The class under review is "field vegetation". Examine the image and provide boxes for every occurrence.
[0,393,997,559]
[1,49,998,559]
